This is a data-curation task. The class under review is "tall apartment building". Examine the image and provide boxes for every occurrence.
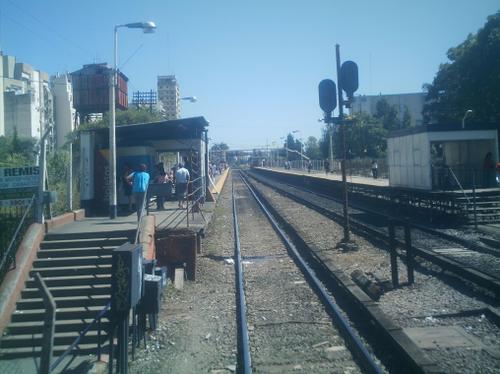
[0,53,53,139]
[157,75,180,120]
[51,73,77,148]
[351,92,425,127]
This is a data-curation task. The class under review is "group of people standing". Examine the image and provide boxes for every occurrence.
[122,161,190,220]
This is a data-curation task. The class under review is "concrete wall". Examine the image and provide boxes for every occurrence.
[388,132,431,190]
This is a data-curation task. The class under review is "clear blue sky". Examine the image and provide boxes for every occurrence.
[1,0,498,149]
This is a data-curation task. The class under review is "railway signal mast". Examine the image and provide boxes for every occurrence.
[318,44,359,247]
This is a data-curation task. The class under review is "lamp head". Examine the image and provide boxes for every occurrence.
[123,21,157,33]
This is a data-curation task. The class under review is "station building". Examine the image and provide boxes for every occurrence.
[79,116,210,215]
[387,123,499,191]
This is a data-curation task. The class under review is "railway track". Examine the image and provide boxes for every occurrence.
[247,170,500,300]
[232,175,382,373]
[231,172,447,373]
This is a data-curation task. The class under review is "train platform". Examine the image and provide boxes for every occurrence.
[49,168,230,237]
[253,166,500,234]
[260,166,389,187]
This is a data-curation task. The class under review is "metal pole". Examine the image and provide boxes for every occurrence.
[388,221,399,288]
[336,44,350,242]
[36,128,51,223]
[404,223,414,285]
[472,170,477,230]
[329,124,334,170]
[67,142,73,211]
[109,26,118,219]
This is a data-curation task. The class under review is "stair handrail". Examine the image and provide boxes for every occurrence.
[34,272,55,374]
[49,302,111,372]
[447,166,471,204]
[0,194,36,279]
[135,183,150,244]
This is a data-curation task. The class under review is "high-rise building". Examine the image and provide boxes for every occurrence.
[51,73,77,148]
[157,75,180,120]
[0,53,53,139]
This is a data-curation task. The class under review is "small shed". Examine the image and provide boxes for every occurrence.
[387,124,499,190]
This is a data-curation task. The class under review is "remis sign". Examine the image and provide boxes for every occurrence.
[0,166,40,190]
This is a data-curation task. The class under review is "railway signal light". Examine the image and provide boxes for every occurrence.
[318,79,337,116]
[340,60,359,100]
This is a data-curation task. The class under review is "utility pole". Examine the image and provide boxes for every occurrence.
[335,44,350,243]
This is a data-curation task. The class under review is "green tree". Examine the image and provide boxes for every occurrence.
[210,142,229,152]
[423,11,500,123]
[374,98,400,131]
[79,107,163,130]
[0,134,36,167]
[305,136,321,159]
[328,113,388,159]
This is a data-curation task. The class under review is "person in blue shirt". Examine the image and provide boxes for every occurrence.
[127,163,150,220]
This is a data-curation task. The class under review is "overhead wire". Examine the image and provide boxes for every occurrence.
[5,0,92,58]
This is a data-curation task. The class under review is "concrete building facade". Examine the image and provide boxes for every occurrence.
[0,53,53,139]
[51,73,77,148]
[351,92,425,127]
[157,75,180,120]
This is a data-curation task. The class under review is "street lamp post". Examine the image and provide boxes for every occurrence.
[461,109,473,129]
[292,130,303,168]
[109,21,156,219]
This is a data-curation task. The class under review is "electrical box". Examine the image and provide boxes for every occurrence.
[111,243,143,314]
[137,274,162,314]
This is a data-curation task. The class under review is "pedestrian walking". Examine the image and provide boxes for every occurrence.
[307,160,313,173]
[324,159,330,174]
[175,163,190,209]
[153,163,167,210]
[122,163,133,212]
[371,160,378,179]
[127,163,150,221]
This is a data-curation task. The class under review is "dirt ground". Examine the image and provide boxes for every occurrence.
[130,179,237,374]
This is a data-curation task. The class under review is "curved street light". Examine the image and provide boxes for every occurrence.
[109,21,156,219]
[461,109,473,129]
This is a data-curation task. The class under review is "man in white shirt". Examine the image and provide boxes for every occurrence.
[175,163,190,208]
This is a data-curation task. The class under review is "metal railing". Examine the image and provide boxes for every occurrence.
[186,176,206,227]
[0,194,36,282]
[49,302,111,373]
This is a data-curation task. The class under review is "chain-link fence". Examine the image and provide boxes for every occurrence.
[45,147,80,218]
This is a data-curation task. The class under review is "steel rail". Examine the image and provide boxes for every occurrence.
[278,178,500,258]
[231,178,252,374]
[239,172,383,374]
[246,171,500,299]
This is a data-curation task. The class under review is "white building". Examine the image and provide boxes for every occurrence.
[157,75,180,120]
[0,53,53,139]
[352,92,425,127]
[51,73,77,148]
